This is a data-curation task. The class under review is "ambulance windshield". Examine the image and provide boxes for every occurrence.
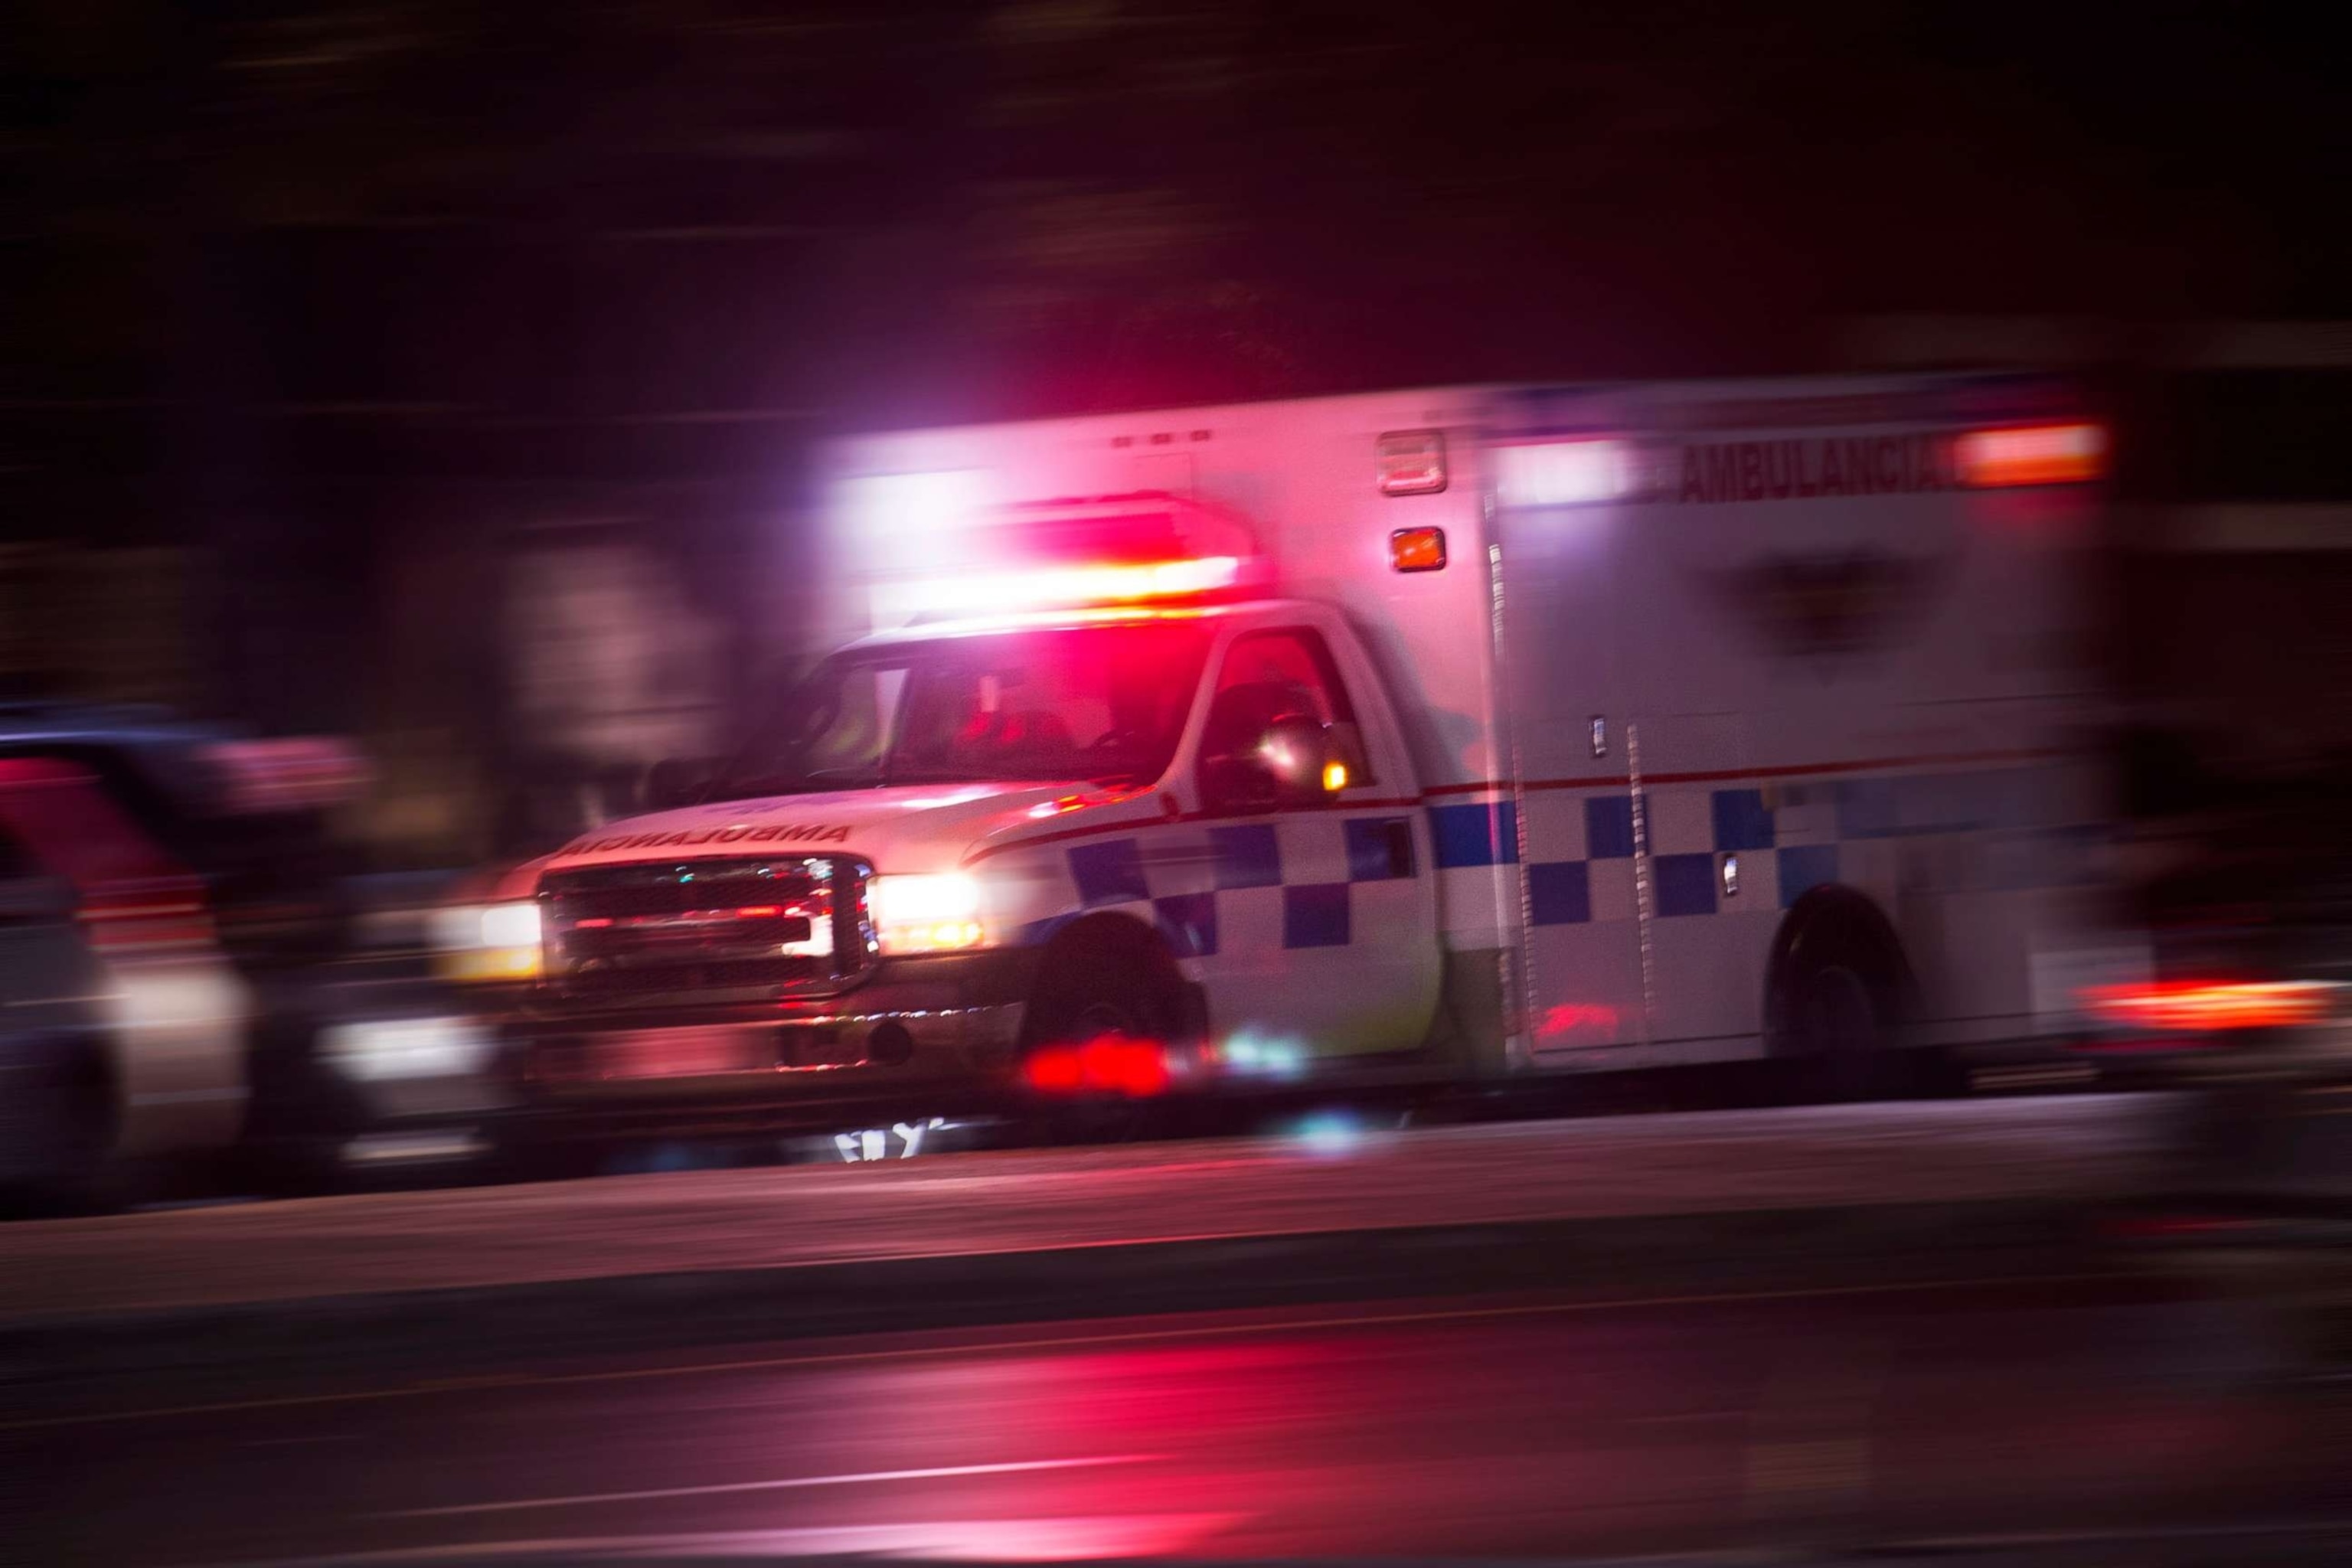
[717,622,1213,795]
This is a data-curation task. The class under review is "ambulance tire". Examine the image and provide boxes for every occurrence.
[1765,890,1913,1104]
[1018,920,1188,1145]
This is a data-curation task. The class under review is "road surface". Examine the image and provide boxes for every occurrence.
[1,1094,2162,1325]
[17,1266,2348,1565]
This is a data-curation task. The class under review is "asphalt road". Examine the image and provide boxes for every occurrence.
[0,1095,2161,1326]
[18,1261,2352,1566]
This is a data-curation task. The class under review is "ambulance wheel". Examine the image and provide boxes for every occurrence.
[1766,890,1911,1102]
[1018,922,1187,1145]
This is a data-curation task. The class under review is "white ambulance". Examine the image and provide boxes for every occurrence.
[442,375,2127,1131]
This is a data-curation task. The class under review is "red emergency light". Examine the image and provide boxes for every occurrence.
[2079,978,2336,1035]
[896,555,1242,618]
[892,492,1264,618]
[1956,422,2107,488]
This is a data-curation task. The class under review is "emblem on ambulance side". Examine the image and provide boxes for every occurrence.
[1697,550,1953,661]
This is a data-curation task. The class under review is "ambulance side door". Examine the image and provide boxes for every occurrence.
[1187,616,1441,1060]
[1493,488,1645,1053]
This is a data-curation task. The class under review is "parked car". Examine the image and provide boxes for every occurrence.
[0,750,246,1205]
[0,805,118,1201]
[0,704,502,1201]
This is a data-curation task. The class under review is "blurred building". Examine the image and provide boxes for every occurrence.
[1846,316,2352,776]
[7,8,2344,876]
[0,543,204,710]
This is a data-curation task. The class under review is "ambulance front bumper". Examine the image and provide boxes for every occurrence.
[485,949,1039,1132]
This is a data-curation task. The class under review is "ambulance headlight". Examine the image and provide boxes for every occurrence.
[433,900,544,982]
[867,872,990,956]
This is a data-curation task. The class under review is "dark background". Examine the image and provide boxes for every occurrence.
[5,2,2347,859]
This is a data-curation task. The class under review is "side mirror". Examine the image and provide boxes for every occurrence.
[1201,713,1334,813]
[644,756,718,812]
[1258,713,1333,804]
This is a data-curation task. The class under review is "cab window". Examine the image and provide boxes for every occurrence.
[1199,627,1373,786]
[718,623,1210,795]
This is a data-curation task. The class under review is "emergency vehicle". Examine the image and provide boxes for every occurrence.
[439,376,2132,1132]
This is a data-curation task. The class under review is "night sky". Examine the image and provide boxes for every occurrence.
[7,3,2344,433]
[4,3,2345,738]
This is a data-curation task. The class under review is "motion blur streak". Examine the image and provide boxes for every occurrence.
[7,8,2352,1566]
[2079,979,2339,1033]
[389,1454,1161,1517]
[353,1516,1251,1562]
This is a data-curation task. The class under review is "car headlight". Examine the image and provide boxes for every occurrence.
[323,1016,494,1082]
[867,872,989,956]
[433,900,544,982]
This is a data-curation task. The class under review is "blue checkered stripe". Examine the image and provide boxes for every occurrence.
[1057,815,1420,955]
[1427,766,2097,923]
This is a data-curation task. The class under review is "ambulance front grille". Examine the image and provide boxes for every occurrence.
[538,855,864,1005]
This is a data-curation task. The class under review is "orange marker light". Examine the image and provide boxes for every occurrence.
[1321,760,1349,793]
[1390,527,1447,573]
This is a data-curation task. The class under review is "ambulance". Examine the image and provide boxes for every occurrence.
[439,376,2132,1135]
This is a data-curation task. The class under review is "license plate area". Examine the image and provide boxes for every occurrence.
[537,1024,867,1082]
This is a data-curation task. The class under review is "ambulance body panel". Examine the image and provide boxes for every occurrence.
[446,376,2122,1125]
[1486,379,2110,1069]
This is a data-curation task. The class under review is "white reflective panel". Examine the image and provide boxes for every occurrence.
[1376,429,1449,495]
[1494,439,1632,506]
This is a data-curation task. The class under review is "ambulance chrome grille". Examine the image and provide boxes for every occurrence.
[538,855,862,1004]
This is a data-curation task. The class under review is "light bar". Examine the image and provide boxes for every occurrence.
[2079,979,2337,1034]
[892,555,1241,617]
[1956,422,2107,488]
[1494,439,1632,507]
